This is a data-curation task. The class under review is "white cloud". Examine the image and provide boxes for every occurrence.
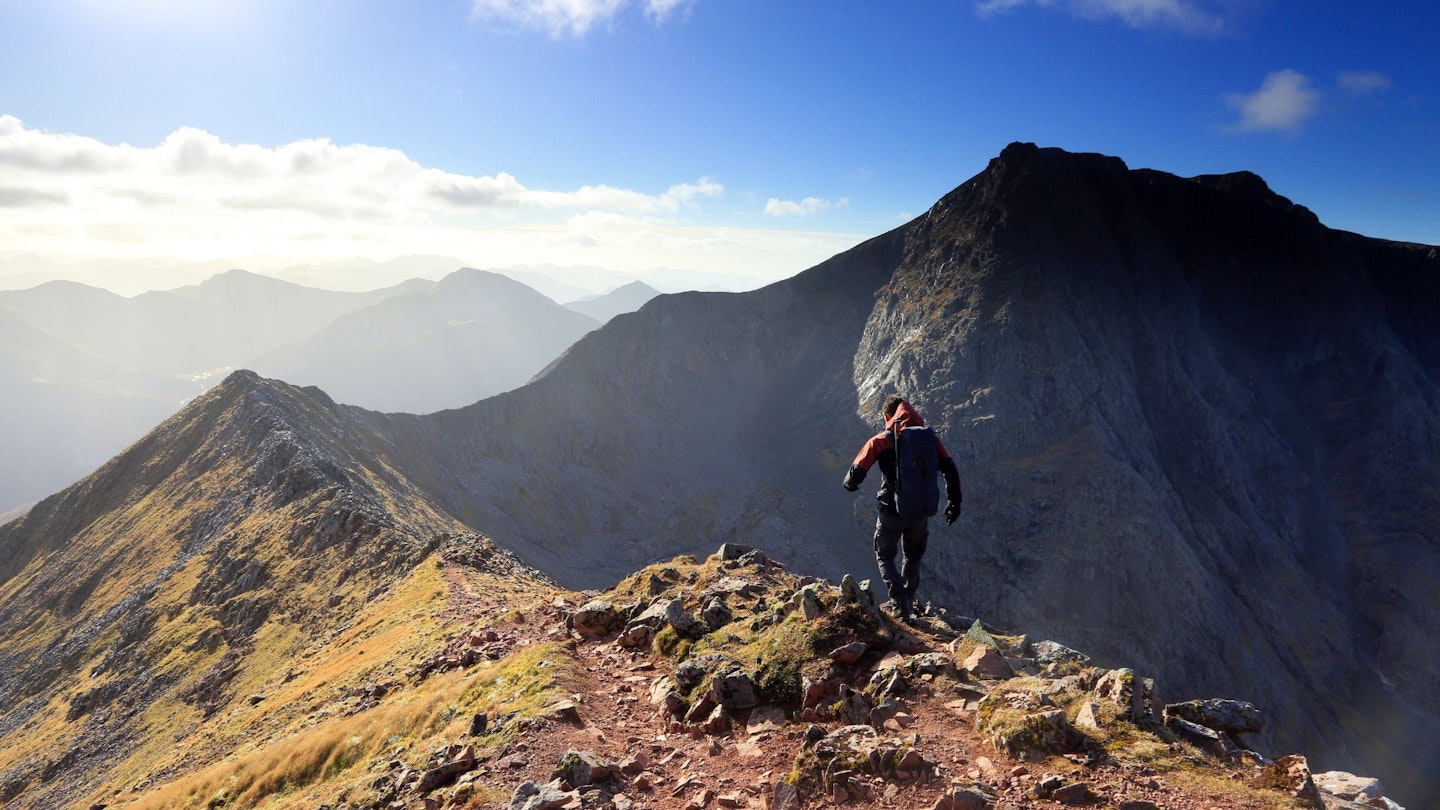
[1223,69,1319,134]
[764,196,845,217]
[470,0,691,38]
[976,0,1224,34]
[1338,71,1391,95]
[0,117,861,283]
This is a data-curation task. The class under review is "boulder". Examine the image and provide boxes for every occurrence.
[983,706,1084,757]
[701,597,733,629]
[675,653,732,692]
[508,780,574,810]
[1165,715,1240,759]
[552,749,615,788]
[571,600,622,639]
[664,599,704,636]
[1052,782,1091,805]
[792,585,824,620]
[1313,770,1385,803]
[1163,698,1265,737]
[1255,755,1326,808]
[829,641,868,665]
[1030,640,1090,665]
[802,674,840,710]
[772,780,802,810]
[710,669,759,711]
[717,543,758,561]
[932,785,996,810]
[1094,668,1156,722]
[910,652,957,677]
[1074,701,1102,730]
[961,646,1013,680]
[618,623,653,648]
[966,620,1002,650]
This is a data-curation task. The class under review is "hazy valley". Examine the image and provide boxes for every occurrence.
[0,266,669,514]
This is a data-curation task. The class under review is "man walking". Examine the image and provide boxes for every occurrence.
[843,395,962,622]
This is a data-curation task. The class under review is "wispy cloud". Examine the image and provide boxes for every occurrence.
[764,196,845,217]
[975,0,1225,34]
[1338,70,1391,95]
[1222,69,1319,134]
[470,0,695,38]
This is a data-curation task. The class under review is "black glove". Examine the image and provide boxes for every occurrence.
[944,501,961,524]
[842,465,864,492]
[843,481,859,492]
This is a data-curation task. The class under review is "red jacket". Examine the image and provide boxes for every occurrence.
[844,401,962,514]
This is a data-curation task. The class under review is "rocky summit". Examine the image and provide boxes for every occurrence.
[1,144,1438,807]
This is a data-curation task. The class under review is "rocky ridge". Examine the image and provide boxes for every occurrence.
[126,544,1408,810]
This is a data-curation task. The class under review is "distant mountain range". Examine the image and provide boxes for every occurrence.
[563,280,662,323]
[0,267,642,510]
[249,269,600,413]
[0,253,780,299]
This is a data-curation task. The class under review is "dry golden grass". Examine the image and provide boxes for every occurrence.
[93,554,559,810]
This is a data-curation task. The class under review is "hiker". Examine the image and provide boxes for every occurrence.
[843,395,962,621]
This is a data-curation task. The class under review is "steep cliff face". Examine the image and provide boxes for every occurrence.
[846,144,1440,800]
[372,144,1439,803]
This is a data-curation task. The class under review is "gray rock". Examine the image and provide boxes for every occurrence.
[552,749,614,788]
[675,653,732,692]
[772,780,802,810]
[571,600,621,639]
[790,584,824,620]
[717,543,757,561]
[933,786,996,810]
[663,599,704,636]
[701,596,733,629]
[1164,698,1265,737]
[1052,783,1090,805]
[1165,715,1239,759]
[1030,639,1090,665]
[967,620,1002,650]
[508,779,573,810]
[710,669,759,711]
[909,652,957,677]
[1314,770,1385,802]
[617,623,653,648]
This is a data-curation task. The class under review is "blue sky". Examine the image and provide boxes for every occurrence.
[0,0,1435,286]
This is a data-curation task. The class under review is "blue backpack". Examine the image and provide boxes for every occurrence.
[893,425,941,518]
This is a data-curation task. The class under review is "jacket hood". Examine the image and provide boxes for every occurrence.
[885,400,925,430]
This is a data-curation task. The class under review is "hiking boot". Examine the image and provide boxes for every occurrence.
[881,600,911,623]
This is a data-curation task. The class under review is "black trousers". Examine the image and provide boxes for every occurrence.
[873,511,928,605]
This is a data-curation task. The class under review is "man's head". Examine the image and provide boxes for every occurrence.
[882,395,905,419]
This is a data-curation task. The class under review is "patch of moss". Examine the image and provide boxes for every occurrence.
[653,626,694,661]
